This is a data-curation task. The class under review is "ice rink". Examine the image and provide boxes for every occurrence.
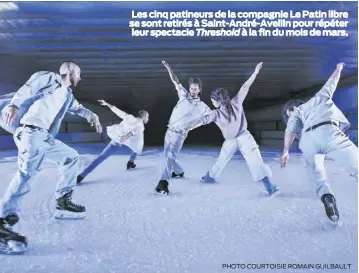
[0,143,357,273]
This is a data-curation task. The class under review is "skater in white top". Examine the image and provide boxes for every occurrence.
[0,61,102,254]
[280,62,357,223]
[154,61,212,195]
[77,99,149,183]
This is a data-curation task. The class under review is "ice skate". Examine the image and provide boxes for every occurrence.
[201,172,216,183]
[172,172,184,178]
[321,194,340,223]
[126,161,136,170]
[54,190,86,219]
[0,218,27,255]
[155,180,169,195]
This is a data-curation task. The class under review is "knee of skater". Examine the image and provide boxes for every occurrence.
[19,168,34,178]
[165,151,176,159]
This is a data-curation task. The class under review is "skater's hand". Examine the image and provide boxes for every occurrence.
[280,152,289,168]
[336,62,344,70]
[90,114,102,133]
[98,100,109,107]
[2,105,18,126]
[162,60,170,68]
[255,62,263,74]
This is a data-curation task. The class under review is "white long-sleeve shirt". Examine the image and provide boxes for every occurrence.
[286,69,350,135]
[106,106,145,154]
[21,85,68,129]
[167,83,211,132]
[2,71,95,136]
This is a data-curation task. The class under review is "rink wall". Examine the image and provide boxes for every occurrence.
[0,83,357,150]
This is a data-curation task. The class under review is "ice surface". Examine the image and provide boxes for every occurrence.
[0,143,357,273]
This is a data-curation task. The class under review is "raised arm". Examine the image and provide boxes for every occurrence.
[98,99,129,119]
[162,60,188,99]
[315,62,344,98]
[232,62,263,105]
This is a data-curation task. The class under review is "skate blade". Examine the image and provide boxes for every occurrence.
[269,189,281,198]
[327,216,342,227]
[0,240,27,255]
[200,178,217,184]
[54,210,86,220]
[328,219,342,228]
[154,189,169,196]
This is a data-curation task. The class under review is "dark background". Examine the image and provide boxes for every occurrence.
[0,1,357,147]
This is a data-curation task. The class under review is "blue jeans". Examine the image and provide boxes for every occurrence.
[79,140,137,179]
[0,126,80,218]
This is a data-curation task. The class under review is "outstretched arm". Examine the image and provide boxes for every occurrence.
[68,97,94,122]
[162,60,188,99]
[232,62,263,105]
[162,60,180,85]
[316,62,344,98]
[98,99,128,119]
[280,131,296,168]
[280,111,302,168]
[182,110,216,131]
[68,97,102,133]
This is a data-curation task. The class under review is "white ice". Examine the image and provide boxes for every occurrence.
[0,143,357,273]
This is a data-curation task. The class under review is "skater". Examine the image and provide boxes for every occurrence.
[183,62,279,196]
[280,62,357,223]
[154,61,212,195]
[0,61,102,253]
[77,99,149,184]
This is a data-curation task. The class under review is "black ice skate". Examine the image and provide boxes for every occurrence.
[4,213,19,227]
[76,175,84,184]
[155,180,169,195]
[321,194,340,223]
[126,161,136,170]
[55,190,86,219]
[0,217,27,254]
[172,172,184,178]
